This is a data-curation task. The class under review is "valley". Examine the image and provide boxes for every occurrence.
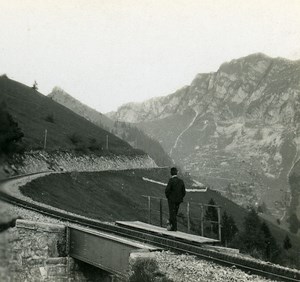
[109,53,300,223]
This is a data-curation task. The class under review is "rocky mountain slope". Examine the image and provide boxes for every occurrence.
[48,87,113,131]
[108,53,300,221]
[48,88,173,167]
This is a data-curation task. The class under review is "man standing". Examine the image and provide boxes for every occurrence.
[165,167,186,231]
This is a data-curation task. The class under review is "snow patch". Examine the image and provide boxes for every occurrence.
[170,110,198,155]
[142,177,166,186]
[142,177,207,192]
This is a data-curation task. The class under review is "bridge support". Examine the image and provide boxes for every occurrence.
[2,220,119,281]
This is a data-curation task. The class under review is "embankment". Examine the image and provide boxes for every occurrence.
[1,150,157,177]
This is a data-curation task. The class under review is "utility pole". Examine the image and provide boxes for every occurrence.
[43,129,47,150]
[106,135,109,150]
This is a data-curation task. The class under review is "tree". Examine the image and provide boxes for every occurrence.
[221,211,238,246]
[288,213,299,234]
[238,207,265,258]
[260,221,280,261]
[237,208,280,262]
[0,102,24,156]
[32,80,38,91]
[283,234,292,250]
[205,198,219,234]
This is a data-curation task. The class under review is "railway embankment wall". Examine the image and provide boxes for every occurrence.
[2,219,116,282]
[2,150,157,177]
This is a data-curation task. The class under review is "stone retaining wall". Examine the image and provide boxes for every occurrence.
[2,220,117,281]
[15,151,157,174]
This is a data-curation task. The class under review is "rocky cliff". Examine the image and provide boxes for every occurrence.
[108,53,300,220]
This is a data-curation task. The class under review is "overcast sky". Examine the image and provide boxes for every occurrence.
[0,0,300,113]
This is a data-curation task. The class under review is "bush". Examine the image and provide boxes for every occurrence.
[68,133,89,153]
[128,258,173,282]
[74,142,89,154]
[68,133,83,145]
[88,138,103,152]
[44,113,55,123]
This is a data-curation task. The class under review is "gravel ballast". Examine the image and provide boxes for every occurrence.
[152,251,279,282]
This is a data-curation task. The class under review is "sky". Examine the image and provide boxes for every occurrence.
[0,0,300,113]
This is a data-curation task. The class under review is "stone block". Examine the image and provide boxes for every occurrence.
[47,265,67,276]
[16,220,65,233]
[8,264,23,273]
[29,267,44,280]
[25,257,45,266]
[67,257,79,271]
[46,257,67,265]
[39,266,48,280]
[46,277,69,282]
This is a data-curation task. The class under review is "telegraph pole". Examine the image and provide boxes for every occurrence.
[43,129,47,150]
[106,135,109,150]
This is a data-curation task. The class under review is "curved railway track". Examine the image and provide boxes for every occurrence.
[1,174,300,282]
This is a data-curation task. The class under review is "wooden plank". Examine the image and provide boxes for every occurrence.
[116,221,218,244]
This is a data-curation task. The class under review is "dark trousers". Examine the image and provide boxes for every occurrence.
[168,200,180,231]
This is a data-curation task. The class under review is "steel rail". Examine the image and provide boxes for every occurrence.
[1,180,299,281]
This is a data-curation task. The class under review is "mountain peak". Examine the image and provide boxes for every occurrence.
[48,86,74,100]
[108,53,300,124]
[108,52,300,217]
[48,87,114,130]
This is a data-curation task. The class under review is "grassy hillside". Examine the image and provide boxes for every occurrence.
[0,76,142,156]
[48,88,173,166]
[20,168,300,265]
[20,168,244,223]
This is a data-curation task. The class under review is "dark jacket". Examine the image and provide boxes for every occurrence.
[165,176,186,203]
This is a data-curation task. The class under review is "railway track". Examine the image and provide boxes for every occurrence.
[1,175,300,282]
